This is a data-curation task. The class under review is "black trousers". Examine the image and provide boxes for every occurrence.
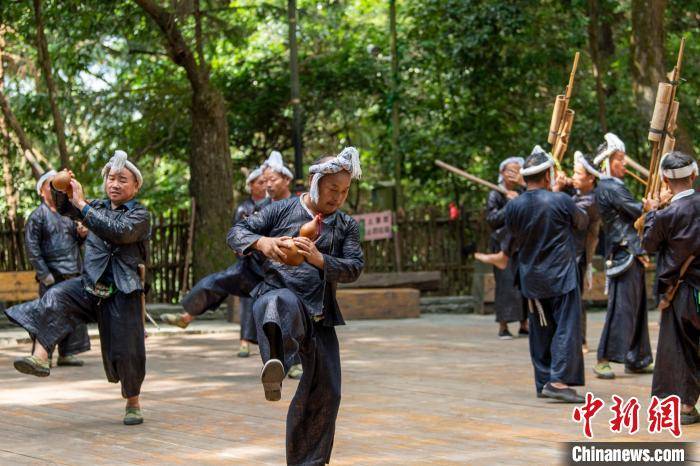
[6,277,145,398]
[652,283,700,406]
[254,288,341,466]
[597,259,653,369]
[576,256,588,345]
[239,297,257,342]
[527,287,585,394]
[181,258,260,316]
[493,263,527,324]
[39,273,90,357]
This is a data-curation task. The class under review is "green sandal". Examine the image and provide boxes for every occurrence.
[593,362,615,380]
[14,355,50,377]
[237,345,250,358]
[287,364,303,380]
[124,407,144,425]
[160,313,189,329]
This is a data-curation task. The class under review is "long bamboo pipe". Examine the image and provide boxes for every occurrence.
[435,160,508,195]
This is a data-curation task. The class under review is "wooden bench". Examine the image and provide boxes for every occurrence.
[472,262,657,314]
[339,271,441,292]
[229,287,421,322]
[0,271,38,302]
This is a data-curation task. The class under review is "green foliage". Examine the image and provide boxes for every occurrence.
[1,0,698,218]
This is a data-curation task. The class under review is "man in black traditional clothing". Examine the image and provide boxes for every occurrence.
[23,170,90,367]
[228,147,363,466]
[642,151,700,425]
[503,146,587,403]
[484,156,528,339]
[592,133,653,379]
[6,151,150,426]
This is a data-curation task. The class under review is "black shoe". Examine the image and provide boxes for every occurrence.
[536,392,546,399]
[518,328,529,337]
[682,407,700,425]
[541,382,585,403]
[498,329,513,340]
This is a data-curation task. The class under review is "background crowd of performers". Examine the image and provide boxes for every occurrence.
[476,134,700,425]
[2,133,699,465]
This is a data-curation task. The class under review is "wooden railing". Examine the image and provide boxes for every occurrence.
[0,207,487,302]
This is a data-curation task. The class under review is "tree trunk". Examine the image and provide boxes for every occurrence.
[288,0,304,185]
[136,0,234,280]
[33,0,69,168]
[586,0,608,133]
[389,0,402,212]
[630,0,694,155]
[0,27,18,222]
[0,89,45,179]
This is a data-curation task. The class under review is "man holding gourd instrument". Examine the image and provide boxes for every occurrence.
[5,151,151,426]
[225,147,363,466]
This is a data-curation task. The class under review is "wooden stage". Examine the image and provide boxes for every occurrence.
[0,311,695,465]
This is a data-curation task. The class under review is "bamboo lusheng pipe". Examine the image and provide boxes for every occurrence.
[553,109,575,162]
[648,83,673,142]
[548,95,566,145]
[548,52,580,162]
[627,170,648,187]
[624,156,650,178]
[637,37,686,236]
[435,160,509,195]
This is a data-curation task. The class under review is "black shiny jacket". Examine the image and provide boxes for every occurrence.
[25,202,82,280]
[642,191,700,295]
[227,196,364,326]
[594,177,644,257]
[52,185,150,294]
[485,187,523,252]
[233,197,270,225]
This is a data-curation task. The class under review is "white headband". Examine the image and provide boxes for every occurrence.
[245,166,264,193]
[36,169,57,195]
[521,145,556,188]
[498,157,524,184]
[309,147,362,203]
[574,151,601,178]
[660,152,699,180]
[263,151,294,179]
[101,150,143,191]
[593,133,626,177]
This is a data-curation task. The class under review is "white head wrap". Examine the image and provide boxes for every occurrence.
[521,145,556,188]
[36,170,57,195]
[262,151,294,179]
[101,150,143,192]
[574,151,601,178]
[309,147,362,203]
[498,157,525,184]
[593,133,626,177]
[659,152,699,180]
[245,166,264,193]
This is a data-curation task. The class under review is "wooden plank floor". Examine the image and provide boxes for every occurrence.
[0,311,696,465]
